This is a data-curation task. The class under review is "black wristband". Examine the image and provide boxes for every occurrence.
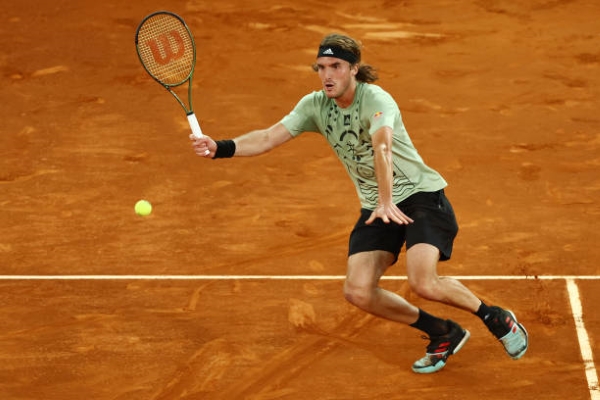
[213,140,236,159]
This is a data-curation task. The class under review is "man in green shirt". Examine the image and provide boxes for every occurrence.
[191,33,528,374]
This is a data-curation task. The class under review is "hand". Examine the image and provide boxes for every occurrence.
[365,203,414,225]
[189,134,216,158]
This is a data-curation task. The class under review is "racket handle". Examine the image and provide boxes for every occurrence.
[187,112,204,138]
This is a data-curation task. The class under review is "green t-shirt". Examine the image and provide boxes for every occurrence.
[280,82,447,210]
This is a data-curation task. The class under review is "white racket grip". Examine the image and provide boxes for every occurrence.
[187,112,204,138]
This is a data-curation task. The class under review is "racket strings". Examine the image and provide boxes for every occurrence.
[137,15,194,86]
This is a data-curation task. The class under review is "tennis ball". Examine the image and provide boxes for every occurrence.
[135,199,152,216]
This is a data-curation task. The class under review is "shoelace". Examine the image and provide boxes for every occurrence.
[486,314,512,338]
[420,335,451,354]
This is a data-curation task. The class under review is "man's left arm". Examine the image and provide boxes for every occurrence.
[365,126,414,225]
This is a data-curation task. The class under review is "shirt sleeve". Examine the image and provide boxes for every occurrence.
[280,92,319,137]
[363,88,401,135]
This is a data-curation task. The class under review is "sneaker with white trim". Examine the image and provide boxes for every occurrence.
[484,306,528,360]
[412,320,470,374]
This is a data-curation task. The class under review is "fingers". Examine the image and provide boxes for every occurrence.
[365,212,376,225]
[192,143,211,157]
[395,213,414,225]
[365,209,391,225]
[392,207,413,224]
[189,134,213,157]
[365,205,414,225]
[390,209,413,225]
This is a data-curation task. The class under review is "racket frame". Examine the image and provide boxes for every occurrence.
[135,11,204,138]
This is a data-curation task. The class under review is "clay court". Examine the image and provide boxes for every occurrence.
[1,0,599,399]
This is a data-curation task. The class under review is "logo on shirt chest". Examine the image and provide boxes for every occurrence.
[343,114,351,126]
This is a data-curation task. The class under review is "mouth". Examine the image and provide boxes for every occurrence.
[324,82,335,92]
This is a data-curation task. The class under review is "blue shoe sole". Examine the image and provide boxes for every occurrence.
[503,310,529,360]
[412,329,471,374]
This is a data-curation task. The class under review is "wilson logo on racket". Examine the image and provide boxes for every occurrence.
[146,31,185,65]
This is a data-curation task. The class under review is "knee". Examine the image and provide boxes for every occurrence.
[343,280,374,311]
[408,278,440,301]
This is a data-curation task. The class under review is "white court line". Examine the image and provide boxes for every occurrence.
[0,274,599,280]
[567,279,600,400]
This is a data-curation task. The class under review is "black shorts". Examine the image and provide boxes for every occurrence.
[348,190,459,263]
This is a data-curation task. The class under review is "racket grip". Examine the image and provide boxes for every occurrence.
[187,112,204,138]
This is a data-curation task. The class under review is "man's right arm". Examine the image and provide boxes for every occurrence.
[190,122,293,158]
[233,122,294,156]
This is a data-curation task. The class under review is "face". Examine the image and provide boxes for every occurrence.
[315,57,358,103]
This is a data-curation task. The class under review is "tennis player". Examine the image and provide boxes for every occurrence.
[190,33,528,373]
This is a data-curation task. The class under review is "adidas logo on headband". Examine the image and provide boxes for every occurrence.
[317,45,358,64]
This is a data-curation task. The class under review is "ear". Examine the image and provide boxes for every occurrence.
[350,63,359,76]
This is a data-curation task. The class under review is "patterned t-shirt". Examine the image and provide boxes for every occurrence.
[280,82,447,210]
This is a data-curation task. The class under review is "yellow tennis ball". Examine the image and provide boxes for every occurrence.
[135,199,152,216]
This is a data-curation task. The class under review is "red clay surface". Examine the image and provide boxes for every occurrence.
[1,0,599,399]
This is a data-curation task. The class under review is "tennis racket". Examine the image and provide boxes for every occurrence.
[135,11,205,140]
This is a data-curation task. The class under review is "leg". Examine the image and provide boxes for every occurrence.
[405,243,481,312]
[344,200,470,373]
[343,247,470,374]
[344,250,420,325]
[406,243,529,359]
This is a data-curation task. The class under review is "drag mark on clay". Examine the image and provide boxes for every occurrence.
[151,338,258,400]
[186,284,210,311]
[220,303,374,399]
[31,65,69,77]
[0,169,61,184]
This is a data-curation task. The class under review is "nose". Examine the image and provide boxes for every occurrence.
[319,67,332,80]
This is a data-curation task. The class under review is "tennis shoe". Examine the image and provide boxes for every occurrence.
[412,320,470,374]
[484,306,528,360]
